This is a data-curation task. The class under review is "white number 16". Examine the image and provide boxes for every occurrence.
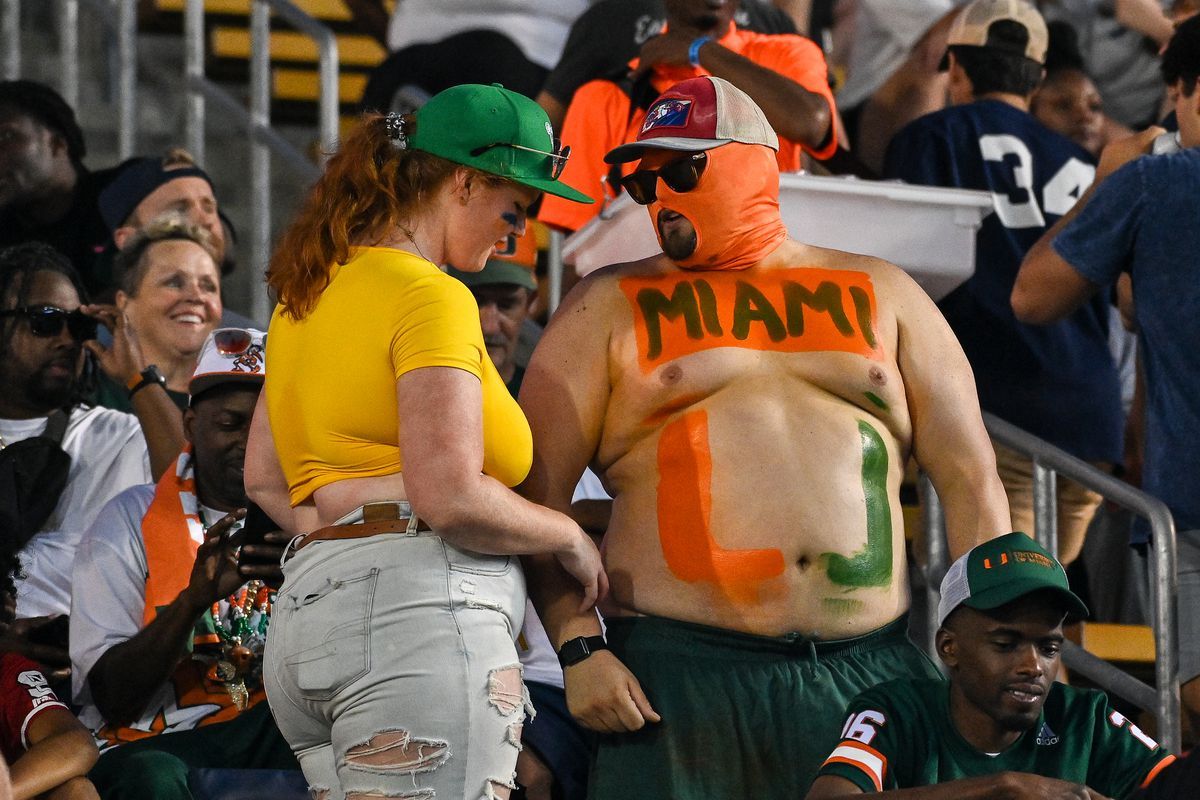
[841,710,886,745]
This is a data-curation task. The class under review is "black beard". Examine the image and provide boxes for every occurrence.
[658,216,698,261]
[23,364,77,412]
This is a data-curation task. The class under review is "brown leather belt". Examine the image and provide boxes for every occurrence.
[289,502,431,557]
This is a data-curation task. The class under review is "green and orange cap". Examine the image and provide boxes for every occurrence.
[410,83,593,204]
[937,532,1088,626]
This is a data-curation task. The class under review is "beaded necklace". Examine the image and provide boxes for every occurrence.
[196,508,274,710]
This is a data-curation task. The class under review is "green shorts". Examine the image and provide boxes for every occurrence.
[590,614,940,800]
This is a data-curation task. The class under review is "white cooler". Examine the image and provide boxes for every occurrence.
[561,174,994,302]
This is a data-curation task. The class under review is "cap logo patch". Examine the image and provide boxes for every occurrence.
[642,98,693,133]
[230,344,264,375]
[984,549,1051,569]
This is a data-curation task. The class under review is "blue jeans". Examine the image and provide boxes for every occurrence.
[264,506,528,799]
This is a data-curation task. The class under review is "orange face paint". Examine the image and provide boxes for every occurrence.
[646,142,787,271]
[656,409,786,601]
[621,267,884,374]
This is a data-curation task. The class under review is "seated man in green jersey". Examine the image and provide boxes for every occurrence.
[806,532,1176,800]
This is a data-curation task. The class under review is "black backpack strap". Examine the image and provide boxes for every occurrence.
[42,410,69,444]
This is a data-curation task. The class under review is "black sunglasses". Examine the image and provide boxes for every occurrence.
[619,151,709,205]
[0,305,98,342]
[470,138,571,180]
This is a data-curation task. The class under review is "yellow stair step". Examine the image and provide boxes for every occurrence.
[273,67,366,104]
[1080,622,1156,664]
[213,27,385,66]
[154,0,353,22]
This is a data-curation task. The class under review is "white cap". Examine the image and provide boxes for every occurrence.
[189,327,266,399]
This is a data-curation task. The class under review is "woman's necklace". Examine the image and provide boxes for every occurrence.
[402,227,430,262]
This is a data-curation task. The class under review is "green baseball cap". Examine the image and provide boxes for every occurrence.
[447,258,536,292]
[937,532,1088,626]
[411,83,593,204]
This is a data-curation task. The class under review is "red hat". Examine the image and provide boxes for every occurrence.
[605,76,779,164]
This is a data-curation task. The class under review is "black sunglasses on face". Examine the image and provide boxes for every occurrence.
[0,305,98,342]
[620,151,709,205]
[470,139,572,180]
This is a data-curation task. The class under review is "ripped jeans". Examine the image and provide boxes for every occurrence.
[264,507,529,800]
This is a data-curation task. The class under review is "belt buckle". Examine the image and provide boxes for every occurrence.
[362,502,403,523]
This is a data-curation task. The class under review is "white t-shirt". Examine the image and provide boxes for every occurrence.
[0,406,151,619]
[69,484,240,730]
[387,0,593,69]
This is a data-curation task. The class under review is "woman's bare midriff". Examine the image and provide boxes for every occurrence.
[301,472,410,530]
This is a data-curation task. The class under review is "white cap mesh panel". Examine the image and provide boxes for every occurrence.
[710,77,779,151]
[937,553,973,627]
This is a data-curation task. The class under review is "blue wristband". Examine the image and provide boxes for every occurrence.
[688,36,711,67]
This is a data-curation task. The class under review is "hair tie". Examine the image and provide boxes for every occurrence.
[385,113,409,149]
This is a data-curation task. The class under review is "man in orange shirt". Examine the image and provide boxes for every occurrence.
[538,0,838,233]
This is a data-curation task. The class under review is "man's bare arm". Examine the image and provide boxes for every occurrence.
[518,273,661,732]
[1013,128,1162,324]
[631,31,831,148]
[518,276,614,644]
[890,267,1010,559]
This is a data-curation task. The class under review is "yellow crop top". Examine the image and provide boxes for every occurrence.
[265,247,533,505]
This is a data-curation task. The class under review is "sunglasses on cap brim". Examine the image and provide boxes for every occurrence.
[210,327,262,355]
[469,139,572,180]
[0,305,98,342]
[619,152,708,205]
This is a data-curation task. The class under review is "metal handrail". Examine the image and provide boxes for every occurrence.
[2,0,19,80]
[184,0,337,323]
[4,0,136,158]
[920,413,1180,753]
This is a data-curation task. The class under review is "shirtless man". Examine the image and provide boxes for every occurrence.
[520,76,1012,799]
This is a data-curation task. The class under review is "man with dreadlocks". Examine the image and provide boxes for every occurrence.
[0,81,116,296]
[0,243,150,673]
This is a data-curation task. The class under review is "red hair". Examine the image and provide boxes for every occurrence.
[267,113,459,320]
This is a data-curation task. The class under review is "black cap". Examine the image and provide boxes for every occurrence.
[99,157,218,233]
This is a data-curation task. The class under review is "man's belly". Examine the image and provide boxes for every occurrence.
[599,385,911,640]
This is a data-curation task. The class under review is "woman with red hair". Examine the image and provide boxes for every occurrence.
[246,84,600,799]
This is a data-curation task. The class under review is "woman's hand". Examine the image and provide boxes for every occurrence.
[555,529,608,611]
[80,304,146,386]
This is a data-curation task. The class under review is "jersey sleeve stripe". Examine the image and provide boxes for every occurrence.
[19,700,68,750]
[1140,754,1178,788]
[822,742,887,791]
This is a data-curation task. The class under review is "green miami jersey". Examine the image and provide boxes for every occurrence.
[816,678,1175,798]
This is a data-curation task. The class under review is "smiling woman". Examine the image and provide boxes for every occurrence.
[89,216,221,412]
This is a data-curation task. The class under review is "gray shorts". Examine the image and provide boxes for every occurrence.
[264,504,528,799]
[1176,530,1200,683]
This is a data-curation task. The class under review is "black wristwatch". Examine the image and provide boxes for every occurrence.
[557,635,608,668]
[127,364,166,398]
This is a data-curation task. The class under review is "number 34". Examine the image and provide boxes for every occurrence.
[979,134,1095,229]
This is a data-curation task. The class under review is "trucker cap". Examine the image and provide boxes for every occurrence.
[410,83,593,204]
[189,327,266,400]
[942,0,1049,67]
[937,532,1088,626]
[605,76,779,164]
